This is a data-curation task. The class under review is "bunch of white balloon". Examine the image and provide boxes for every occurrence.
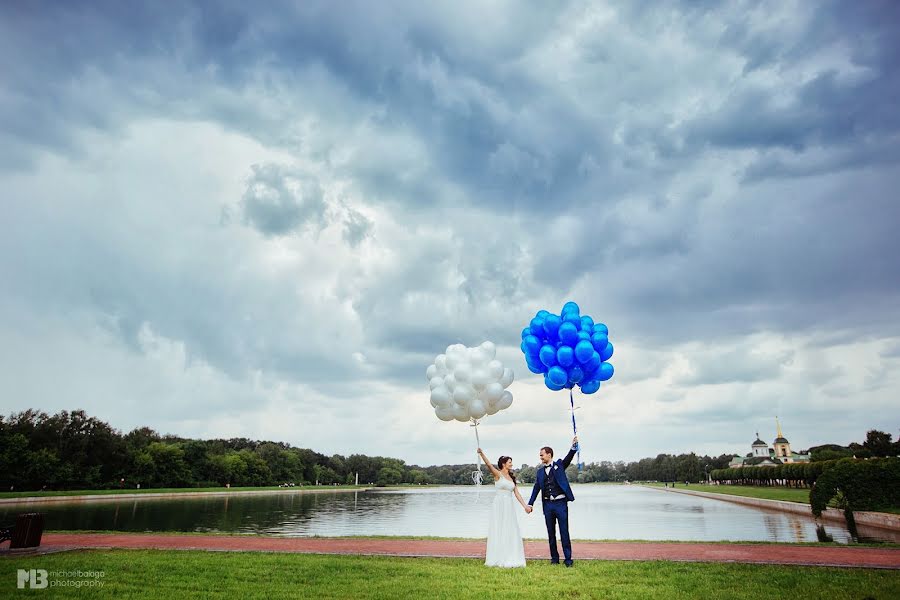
[427,341,515,422]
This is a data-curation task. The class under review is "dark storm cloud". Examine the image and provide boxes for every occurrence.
[342,207,373,248]
[2,0,900,403]
[240,164,327,236]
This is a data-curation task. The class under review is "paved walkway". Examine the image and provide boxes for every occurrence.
[2,534,898,569]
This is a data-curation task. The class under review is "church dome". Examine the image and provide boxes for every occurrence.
[774,437,789,444]
[752,437,767,446]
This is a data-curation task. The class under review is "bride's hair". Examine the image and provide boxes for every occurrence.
[497,456,516,485]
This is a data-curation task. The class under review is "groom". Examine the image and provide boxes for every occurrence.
[527,436,578,567]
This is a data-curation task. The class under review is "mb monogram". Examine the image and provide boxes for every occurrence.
[17,569,47,589]
[16,569,106,589]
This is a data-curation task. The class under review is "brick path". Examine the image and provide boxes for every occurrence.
[2,534,897,569]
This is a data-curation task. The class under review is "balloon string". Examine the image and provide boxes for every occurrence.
[569,388,581,471]
[470,420,483,498]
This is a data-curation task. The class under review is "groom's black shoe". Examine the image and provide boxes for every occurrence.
[564,561,573,568]
[550,560,560,564]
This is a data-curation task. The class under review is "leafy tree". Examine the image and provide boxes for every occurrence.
[376,467,403,486]
[863,430,893,458]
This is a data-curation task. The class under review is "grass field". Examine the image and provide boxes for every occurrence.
[2,549,899,599]
[643,483,813,503]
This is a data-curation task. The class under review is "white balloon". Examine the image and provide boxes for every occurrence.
[453,385,475,405]
[499,368,514,388]
[444,373,457,392]
[430,386,452,408]
[471,368,491,387]
[454,363,472,383]
[427,341,512,422]
[469,399,487,420]
[448,344,467,357]
[435,406,455,421]
[487,360,504,380]
[484,382,504,402]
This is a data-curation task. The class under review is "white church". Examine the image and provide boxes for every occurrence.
[728,419,811,468]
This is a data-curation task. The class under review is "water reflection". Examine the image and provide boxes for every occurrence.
[1,485,896,544]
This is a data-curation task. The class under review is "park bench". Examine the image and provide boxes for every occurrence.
[0,513,45,549]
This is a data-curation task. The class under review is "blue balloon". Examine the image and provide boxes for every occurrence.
[574,340,595,363]
[591,332,609,353]
[582,351,601,373]
[563,311,582,329]
[600,342,614,361]
[598,362,614,381]
[562,301,580,316]
[543,314,562,340]
[559,322,578,346]
[527,360,545,374]
[524,335,541,355]
[545,375,565,391]
[568,366,584,384]
[548,366,568,386]
[521,305,614,395]
[580,379,601,394]
[539,344,558,368]
[556,345,575,367]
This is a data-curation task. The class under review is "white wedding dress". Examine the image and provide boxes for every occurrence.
[484,476,526,568]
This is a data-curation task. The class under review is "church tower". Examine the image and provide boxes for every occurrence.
[773,417,792,462]
[752,433,769,458]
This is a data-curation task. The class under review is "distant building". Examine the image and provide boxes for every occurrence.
[728,419,811,468]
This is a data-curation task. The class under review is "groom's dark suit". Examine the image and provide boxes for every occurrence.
[528,443,577,565]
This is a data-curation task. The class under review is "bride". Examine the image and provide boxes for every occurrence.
[477,447,529,568]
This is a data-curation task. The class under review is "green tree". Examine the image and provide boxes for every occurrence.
[146,443,192,487]
[863,430,893,458]
[376,467,403,486]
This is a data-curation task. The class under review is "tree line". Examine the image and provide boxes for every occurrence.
[0,409,895,491]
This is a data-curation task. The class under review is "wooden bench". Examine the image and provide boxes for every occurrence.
[0,513,45,549]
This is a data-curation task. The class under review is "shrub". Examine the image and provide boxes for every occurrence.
[810,457,900,520]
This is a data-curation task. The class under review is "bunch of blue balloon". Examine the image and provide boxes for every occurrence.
[520,301,614,394]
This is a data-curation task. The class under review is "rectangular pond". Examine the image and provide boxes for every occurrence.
[2,484,896,543]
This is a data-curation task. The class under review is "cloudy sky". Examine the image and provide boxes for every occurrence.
[2,1,899,467]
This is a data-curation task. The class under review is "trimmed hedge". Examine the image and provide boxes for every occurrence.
[810,457,900,518]
[710,460,835,487]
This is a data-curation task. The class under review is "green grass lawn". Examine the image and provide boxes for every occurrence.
[644,483,815,504]
[0,485,372,500]
[1,549,898,599]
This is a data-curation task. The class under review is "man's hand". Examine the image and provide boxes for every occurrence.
[525,505,533,514]
[572,435,578,447]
